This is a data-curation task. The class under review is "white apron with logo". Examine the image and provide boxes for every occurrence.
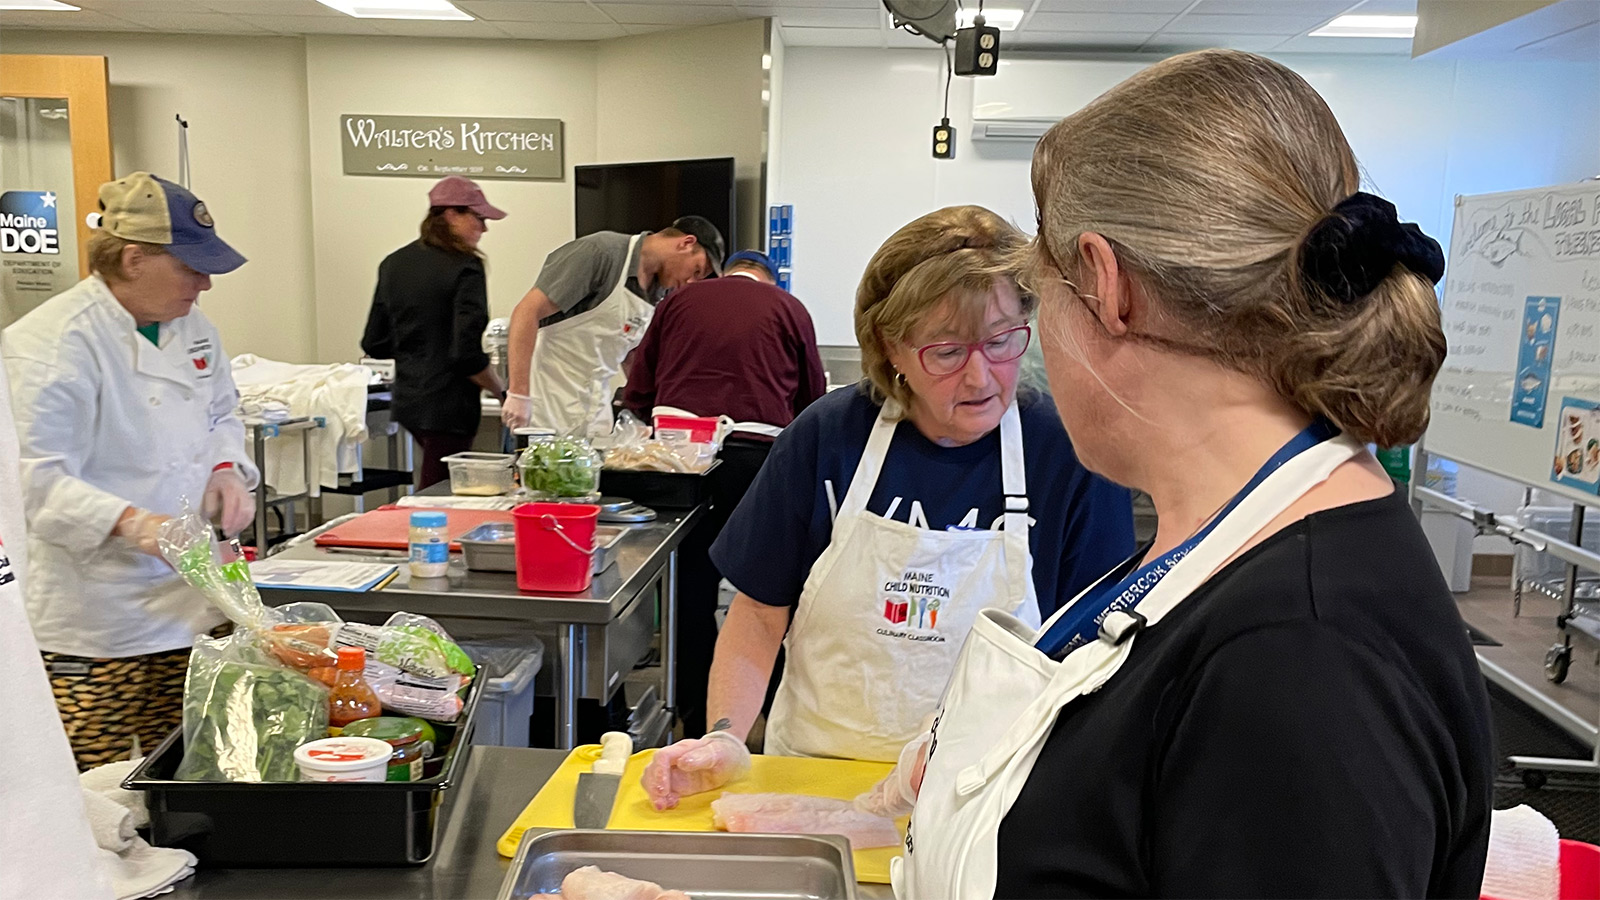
[765,400,1041,763]
[527,234,653,438]
[892,434,1365,899]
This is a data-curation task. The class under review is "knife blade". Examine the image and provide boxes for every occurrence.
[573,731,631,828]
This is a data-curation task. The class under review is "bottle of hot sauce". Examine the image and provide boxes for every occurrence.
[327,646,381,735]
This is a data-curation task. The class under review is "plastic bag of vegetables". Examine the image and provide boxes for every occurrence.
[177,632,329,782]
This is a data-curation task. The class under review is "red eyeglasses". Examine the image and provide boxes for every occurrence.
[914,325,1031,377]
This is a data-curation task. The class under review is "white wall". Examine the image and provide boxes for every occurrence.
[775,48,1600,346]
[595,19,767,251]
[303,36,600,362]
[3,32,319,363]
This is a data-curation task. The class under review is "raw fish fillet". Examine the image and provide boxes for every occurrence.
[559,866,686,900]
[710,792,901,849]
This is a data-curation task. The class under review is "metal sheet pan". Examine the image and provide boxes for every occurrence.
[498,829,857,900]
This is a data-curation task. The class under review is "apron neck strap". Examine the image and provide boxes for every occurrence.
[838,399,1028,521]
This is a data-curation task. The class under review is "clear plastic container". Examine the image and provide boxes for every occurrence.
[439,452,517,496]
[517,432,602,501]
[408,511,450,578]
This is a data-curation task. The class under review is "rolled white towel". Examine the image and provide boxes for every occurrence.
[94,842,196,900]
[80,759,149,829]
[1482,804,1560,900]
[82,789,136,853]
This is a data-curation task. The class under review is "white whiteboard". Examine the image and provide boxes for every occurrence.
[1427,181,1600,509]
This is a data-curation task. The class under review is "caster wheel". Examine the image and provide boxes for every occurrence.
[1520,769,1547,791]
[1544,645,1571,684]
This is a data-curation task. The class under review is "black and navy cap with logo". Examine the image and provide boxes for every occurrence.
[724,249,777,280]
[93,172,246,275]
[670,215,726,276]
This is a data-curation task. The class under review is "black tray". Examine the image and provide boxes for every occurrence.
[123,667,484,867]
[599,459,720,509]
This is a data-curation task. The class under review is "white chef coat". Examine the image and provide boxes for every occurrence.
[2,276,259,658]
[0,354,115,900]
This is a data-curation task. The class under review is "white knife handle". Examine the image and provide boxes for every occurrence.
[594,731,632,775]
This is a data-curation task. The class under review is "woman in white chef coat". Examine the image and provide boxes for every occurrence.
[3,172,258,770]
[897,51,1494,898]
[641,206,1135,809]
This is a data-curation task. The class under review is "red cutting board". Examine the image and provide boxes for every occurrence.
[313,507,513,551]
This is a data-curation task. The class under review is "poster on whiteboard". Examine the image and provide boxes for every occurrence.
[1427,181,1600,505]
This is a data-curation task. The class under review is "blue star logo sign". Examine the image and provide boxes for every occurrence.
[1,190,62,255]
[41,191,57,209]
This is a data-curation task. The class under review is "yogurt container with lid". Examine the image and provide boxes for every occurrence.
[294,736,393,783]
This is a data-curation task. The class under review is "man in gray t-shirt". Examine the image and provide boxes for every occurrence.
[501,216,725,433]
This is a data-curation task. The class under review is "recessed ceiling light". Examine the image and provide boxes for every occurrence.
[316,0,472,21]
[1309,14,1417,38]
[762,53,772,70]
[957,7,1024,32]
[0,0,81,10]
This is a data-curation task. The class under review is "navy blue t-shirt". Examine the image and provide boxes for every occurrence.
[710,386,1135,619]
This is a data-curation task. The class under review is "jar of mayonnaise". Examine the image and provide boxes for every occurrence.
[408,511,449,578]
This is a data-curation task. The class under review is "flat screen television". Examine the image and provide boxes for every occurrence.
[574,157,736,251]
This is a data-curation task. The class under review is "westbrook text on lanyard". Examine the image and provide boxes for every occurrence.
[1034,420,1339,659]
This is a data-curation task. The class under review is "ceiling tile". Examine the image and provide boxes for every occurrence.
[1160,13,1335,34]
[1024,11,1174,32]
[1030,0,1190,12]
[241,13,385,33]
[1008,30,1154,50]
[1349,0,1417,13]
[455,1,611,23]
[74,0,216,13]
[493,19,626,38]
[369,16,511,36]
[1144,31,1287,50]
[0,8,145,28]
[1194,0,1355,15]
[97,10,273,31]
[779,24,885,46]
[774,7,878,28]
[741,0,881,7]
[197,0,341,15]
[591,3,747,26]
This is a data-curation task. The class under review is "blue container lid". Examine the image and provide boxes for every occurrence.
[410,511,448,528]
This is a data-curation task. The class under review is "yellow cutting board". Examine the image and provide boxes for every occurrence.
[497,745,904,884]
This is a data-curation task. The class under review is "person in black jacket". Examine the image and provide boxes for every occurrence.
[362,176,506,489]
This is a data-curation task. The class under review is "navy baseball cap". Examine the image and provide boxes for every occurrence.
[95,172,246,275]
[724,250,776,279]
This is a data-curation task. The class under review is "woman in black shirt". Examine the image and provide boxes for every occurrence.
[362,177,506,488]
[896,50,1494,899]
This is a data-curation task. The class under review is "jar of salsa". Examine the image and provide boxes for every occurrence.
[341,717,432,782]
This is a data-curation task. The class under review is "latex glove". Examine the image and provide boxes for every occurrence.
[641,731,752,811]
[113,507,173,557]
[203,467,255,537]
[853,729,932,819]
[501,392,533,429]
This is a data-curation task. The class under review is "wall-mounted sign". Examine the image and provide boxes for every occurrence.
[340,114,563,180]
[2,189,76,325]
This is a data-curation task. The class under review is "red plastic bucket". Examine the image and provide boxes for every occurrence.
[513,502,599,593]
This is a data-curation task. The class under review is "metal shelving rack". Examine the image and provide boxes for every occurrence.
[243,416,325,556]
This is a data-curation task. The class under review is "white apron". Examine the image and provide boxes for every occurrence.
[892,431,1364,899]
[765,401,1041,763]
[527,234,654,438]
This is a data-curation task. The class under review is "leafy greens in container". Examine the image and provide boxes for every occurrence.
[177,635,329,782]
[518,435,601,498]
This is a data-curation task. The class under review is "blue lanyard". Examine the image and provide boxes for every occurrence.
[1035,420,1339,659]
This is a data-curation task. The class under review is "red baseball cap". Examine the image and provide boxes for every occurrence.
[427,176,506,220]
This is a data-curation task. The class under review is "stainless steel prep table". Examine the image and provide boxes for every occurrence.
[257,501,704,749]
[162,747,895,900]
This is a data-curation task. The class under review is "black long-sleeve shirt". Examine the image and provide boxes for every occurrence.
[990,489,1494,898]
[362,240,491,436]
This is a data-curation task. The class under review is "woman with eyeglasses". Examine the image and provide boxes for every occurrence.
[640,206,1134,807]
[362,176,507,489]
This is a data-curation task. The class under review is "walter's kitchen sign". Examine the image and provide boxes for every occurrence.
[341,114,563,180]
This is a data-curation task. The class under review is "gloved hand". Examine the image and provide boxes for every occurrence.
[203,466,256,537]
[853,728,932,818]
[501,392,533,429]
[113,507,173,557]
[641,731,752,811]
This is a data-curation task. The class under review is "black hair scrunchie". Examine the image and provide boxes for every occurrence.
[1299,192,1445,306]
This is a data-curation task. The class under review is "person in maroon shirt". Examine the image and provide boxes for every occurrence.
[623,249,826,735]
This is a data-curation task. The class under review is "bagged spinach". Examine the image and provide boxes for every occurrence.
[177,633,329,782]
